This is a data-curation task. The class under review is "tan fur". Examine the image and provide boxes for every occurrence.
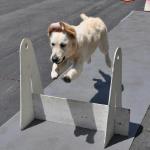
[48,14,112,82]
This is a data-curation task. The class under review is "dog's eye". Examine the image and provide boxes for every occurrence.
[51,43,55,46]
[60,43,66,48]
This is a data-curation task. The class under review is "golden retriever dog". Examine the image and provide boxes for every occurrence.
[48,14,111,83]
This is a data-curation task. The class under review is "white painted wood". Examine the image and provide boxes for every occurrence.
[20,38,34,130]
[114,107,130,136]
[33,94,109,131]
[20,38,43,130]
[108,47,122,107]
[104,106,115,147]
[144,0,150,11]
[30,46,43,95]
[104,48,123,147]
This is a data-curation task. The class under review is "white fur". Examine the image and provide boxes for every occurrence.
[49,14,111,83]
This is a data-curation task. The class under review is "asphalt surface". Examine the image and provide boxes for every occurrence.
[0,0,145,127]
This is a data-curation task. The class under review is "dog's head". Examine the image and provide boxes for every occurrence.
[48,22,77,64]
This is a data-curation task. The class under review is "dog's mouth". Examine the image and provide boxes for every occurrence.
[57,56,65,64]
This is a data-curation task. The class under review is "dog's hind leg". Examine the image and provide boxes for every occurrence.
[98,30,112,68]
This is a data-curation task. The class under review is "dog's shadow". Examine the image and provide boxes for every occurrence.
[91,70,124,105]
[90,70,111,105]
[74,126,97,144]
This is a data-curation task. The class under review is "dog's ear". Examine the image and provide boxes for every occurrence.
[48,22,76,38]
[48,22,62,37]
[48,25,52,37]
[60,22,76,38]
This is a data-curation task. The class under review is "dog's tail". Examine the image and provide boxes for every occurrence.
[80,13,89,20]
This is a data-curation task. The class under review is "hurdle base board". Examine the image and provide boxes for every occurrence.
[33,93,130,145]
[33,94,108,131]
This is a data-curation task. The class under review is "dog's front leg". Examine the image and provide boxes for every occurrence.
[51,60,71,80]
[62,60,83,83]
[51,63,59,80]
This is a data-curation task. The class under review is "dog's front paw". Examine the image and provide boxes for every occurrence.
[51,71,59,80]
[62,76,71,83]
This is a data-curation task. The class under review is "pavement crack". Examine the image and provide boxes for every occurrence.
[0,75,20,82]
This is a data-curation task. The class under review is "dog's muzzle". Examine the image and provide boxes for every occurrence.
[57,56,65,64]
[52,56,65,64]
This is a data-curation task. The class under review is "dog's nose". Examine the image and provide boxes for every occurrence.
[52,55,59,63]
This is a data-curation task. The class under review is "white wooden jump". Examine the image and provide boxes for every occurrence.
[19,38,130,147]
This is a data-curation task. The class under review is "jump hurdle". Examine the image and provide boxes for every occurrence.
[20,38,130,147]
